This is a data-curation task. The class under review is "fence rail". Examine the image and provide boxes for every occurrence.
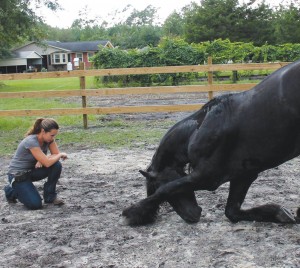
[0,62,287,81]
[0,60,290,128]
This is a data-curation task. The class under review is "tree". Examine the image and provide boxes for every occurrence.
[107,24,162,49]
[0,0,59,58]
[183,0,275,46]
[184,0,242,43]
[274,3,300,44]
[106,6,163,49]
[163,11,185,37]
[125,5,158,26]
[237,2,275,45]
[45,26,75,42]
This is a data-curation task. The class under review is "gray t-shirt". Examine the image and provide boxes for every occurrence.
[8,135,49,174]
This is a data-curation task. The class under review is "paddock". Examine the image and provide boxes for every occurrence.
[1,62,299,267]
[1,135,299,267]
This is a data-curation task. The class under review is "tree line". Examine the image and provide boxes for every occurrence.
[45,0,300,48]
[1,0,300,58]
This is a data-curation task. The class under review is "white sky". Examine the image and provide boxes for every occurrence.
[37,0,285,29]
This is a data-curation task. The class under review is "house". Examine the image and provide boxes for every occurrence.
[0,40,113,74]
[0,51,43,74]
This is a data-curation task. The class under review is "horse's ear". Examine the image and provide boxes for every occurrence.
[140,170,157,181]
[139,170,149,178]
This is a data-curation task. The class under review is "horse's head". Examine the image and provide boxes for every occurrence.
[139,167,182,196]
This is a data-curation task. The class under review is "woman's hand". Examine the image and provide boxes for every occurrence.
[48,153,68,161]
[60,152,68,160]
[30,147,67,168]
[35,161,43,168]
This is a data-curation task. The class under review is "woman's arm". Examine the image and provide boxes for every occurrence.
[30,146,67,168]
[49,141,59,155]
[48,141,67,160]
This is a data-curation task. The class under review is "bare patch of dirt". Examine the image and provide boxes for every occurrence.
[0,91,299,267]
[0,145,299,267]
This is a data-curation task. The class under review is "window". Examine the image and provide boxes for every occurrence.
[76,53,83,62]
[54,54,60,63]
[51,53,68,64]
[62,54,66,63]
[88,52,94,62]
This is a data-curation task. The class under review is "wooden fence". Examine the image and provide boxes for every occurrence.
[0,59,289,128]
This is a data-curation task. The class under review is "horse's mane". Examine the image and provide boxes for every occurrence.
[202,94,233,112]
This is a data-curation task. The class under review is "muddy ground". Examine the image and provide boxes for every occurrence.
[0,92,300,267]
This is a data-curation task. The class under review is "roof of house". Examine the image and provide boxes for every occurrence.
[45,40,112,52]
[15,51,43,59]
[0,51,43,67]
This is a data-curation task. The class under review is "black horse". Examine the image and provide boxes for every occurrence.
[123,60,300,226]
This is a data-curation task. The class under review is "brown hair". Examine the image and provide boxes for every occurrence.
[26,118,59,136]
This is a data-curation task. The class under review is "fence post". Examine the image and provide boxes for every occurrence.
[207,57,213,100]
[232,70,238,83]
[79,62,88,129]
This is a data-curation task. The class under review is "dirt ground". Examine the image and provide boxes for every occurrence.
[1,92,300,267]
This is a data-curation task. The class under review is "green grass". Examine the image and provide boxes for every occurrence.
[0,97,79,110]
[0,76,96,92]
[0,72,265,157]
[0,77,175,157]
[58,120,168,149]
[0,77,95,111]
[0,115,172,157]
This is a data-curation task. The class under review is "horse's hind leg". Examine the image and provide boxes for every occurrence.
[225,175,296,224]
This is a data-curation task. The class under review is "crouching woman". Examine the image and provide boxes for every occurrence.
[4,118,68,210]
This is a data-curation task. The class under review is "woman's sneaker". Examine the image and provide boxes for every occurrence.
[4,185,17,203]
[52,198,65,206]
[6,197,17,203]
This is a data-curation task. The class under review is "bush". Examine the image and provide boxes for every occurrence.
[92,38,300,87]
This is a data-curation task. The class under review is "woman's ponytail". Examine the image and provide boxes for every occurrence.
[26,118,59,136]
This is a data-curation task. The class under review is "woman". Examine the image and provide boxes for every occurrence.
[4,118,68,210]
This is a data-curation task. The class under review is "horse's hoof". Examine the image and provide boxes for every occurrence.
[276,206,296,223]
[122,202,158,226]
[122,205,141,226]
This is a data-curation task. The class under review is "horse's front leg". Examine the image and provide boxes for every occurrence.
[167,190,202,223]
[296,208,300,223]
[225,175,297,224]
[122,173,198,226]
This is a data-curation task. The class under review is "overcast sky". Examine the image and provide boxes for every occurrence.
[37,0,284,28]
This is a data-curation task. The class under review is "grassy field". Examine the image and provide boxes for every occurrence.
[0,71,267,157]
[0,77,172,157]
[0,115,170,157]
[0,76,97,91]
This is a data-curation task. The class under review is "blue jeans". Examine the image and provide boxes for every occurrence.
[4,161,62,210]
